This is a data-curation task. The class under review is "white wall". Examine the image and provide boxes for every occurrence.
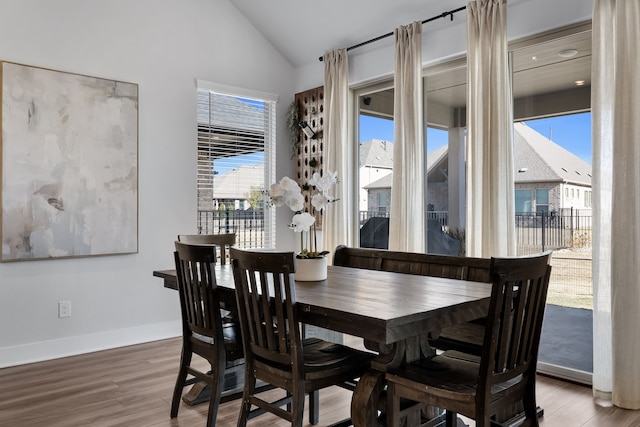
[0,0,296,367]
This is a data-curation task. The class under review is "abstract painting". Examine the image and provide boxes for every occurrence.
[1,61,138,261]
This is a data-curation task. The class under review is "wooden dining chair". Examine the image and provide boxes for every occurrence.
[386,251,552,427]
[177,233,236,265]
[171,241,244,427]
[230,248,374,427]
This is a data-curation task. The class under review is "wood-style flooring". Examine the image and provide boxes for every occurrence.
[1,337,638,427]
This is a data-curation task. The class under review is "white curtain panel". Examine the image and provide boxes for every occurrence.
[465,0,516,258]
[323,48,355,261]
[388,21,425,253]
[592,0,640,409]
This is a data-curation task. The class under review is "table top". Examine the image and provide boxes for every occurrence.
[154,264,491,345]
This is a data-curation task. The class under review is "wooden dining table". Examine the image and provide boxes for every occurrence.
[154,263,492,426]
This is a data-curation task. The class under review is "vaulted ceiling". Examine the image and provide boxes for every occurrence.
[228,0,465,68]
[228,0,591,118]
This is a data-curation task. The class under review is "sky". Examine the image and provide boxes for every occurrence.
[359,111,592,164]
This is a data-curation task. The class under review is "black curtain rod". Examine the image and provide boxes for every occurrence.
[319,5,467,62]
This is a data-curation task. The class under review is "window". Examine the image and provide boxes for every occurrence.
[536,189,549,214]
[515,189,532,214]
[196,80,277,248]
[378,193,389,214]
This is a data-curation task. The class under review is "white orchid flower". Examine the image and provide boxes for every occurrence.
[309,171,337,192]
[269,182,285,198]
[279,176,300,193]
[311,193,333,211]
[286,192,305,212]
[270,195,286,207]
[290,212,315,232]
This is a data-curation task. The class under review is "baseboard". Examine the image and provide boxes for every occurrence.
[0,320,181,368]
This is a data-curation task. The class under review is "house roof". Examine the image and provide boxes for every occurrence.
[364,144,448,189]
[364,122,592,189]
[212,163,264,200]
[359,139,394,168]
[513,122,592,186]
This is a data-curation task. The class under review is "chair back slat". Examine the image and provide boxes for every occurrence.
[479,251,552,391]
[231,249,303,368]
[174,242,224,342]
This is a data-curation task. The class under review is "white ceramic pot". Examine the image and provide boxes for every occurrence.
[294,257,328,281]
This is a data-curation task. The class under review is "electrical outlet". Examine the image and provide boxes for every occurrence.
[58,301,71,318]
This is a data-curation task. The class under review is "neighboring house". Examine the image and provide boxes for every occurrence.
[513,122,592,214]
[208,163,265,210]
[359,139,394,212]
[365,122,592,216]
[365,144,449,214]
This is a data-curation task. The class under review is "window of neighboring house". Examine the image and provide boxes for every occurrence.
[515,189,532,214]
[378,193,389,214]
[586,190,592,208]
[566,188,569,197]
[536,189,549,214]
[196,80,277,248]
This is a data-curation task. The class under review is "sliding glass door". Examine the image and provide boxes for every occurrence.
[511,24,593,384]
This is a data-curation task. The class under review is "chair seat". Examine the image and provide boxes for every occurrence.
[253,337,373,384]
[387,351,521,402]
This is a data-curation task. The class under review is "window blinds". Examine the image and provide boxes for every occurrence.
[196,84,276,248]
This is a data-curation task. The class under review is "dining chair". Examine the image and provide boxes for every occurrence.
[386,251,552,427]
[178,233,238,325]
[171,241,244,427]
[230,248,374,427]
[177,233,236,265]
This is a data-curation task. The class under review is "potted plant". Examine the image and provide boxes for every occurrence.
[267,171,338,280]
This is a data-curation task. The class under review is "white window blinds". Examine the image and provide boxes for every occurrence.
[196,81,277,248]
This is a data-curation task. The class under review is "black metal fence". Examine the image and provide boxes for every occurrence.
[197,209,266,248]
[197,208,592,255]
[516,208,592,255]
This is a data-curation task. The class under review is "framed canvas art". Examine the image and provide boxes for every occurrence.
[1,61,138,261]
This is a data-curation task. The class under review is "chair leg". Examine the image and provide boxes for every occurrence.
[446,411,458,427]
[170,347,192,418]
[237,367,255,427]
[291,383,306,427]
[308,390,319,425]
[523,380,540,426]
[386,382,401,427]
[205,356,226,427]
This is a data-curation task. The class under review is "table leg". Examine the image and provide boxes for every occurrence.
[351,370,386,427]
[351,340,407,427]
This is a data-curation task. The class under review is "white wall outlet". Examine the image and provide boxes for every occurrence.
[58,301,71,318]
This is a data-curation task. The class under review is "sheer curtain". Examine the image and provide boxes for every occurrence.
[592,0,640,409]
[323,48,355,261]
[465,0,515,258]
[388,21,425,253]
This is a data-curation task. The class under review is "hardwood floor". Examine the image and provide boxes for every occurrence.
[1,337,638,427]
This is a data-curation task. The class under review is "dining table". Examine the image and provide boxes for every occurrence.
[154,263,492,426]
